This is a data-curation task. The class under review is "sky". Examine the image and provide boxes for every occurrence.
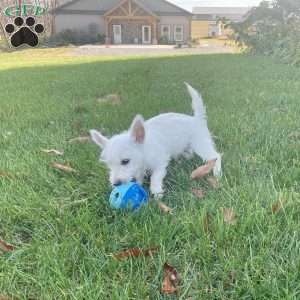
[169,0,262,11]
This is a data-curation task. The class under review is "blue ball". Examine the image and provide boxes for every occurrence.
[109,182,149,211]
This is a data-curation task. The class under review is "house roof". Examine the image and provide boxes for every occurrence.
[104,0,159,18]
[192,14,214,21]
[53,0,191,16]
[138,0,191,16]
[193,7,252,22]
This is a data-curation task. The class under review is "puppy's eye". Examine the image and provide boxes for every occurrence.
[121,159,130,166]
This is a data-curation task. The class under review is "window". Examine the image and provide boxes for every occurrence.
[174,25,184,42]
[161,25,171,41]
[142,25,151,44]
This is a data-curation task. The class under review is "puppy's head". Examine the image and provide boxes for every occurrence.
[90,115,146,186]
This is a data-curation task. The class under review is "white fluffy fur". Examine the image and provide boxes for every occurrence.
[90,83,222,198]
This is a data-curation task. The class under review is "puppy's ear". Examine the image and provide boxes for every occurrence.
[130,115,145,144]
[90,130,108,149]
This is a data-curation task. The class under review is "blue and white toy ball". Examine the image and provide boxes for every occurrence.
[109,182,149,211]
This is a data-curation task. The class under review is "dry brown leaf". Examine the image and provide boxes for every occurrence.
[157,201,173,214]
[113,246,159,260]
[272,199,285,214]
[0,296,13,300]
[50,163,78,174]
[68,136,91,144]
[222,208,237,225]
[0,171,13,179]
[41,149,64,156]
[161,263,180,295]
[192,188,206,199]
[191,160,216,180]
[0,239,14,253]
[207,177,219,189]
[98,94,121,105]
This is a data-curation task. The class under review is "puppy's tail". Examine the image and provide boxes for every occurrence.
[184,82,207,122]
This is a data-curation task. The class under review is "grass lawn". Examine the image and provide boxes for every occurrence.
[1,48,300,300]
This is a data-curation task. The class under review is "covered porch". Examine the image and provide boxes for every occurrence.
[104,0,158,45]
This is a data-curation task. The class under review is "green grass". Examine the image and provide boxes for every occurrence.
[1,48,300,299]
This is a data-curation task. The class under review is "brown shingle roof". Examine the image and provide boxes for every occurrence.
[193,7,252,22]
[53,0,191,16]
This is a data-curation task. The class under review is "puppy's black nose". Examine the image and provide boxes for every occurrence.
[113,180,122,187]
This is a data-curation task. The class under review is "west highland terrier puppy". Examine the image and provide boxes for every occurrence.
[90,83,222,198]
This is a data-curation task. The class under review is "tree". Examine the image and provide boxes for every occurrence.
[230,0,300,64]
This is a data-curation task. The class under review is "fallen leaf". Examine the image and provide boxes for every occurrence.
[0,296,13,300]
[191,160,216,180]
[191,188,206,199]
[98,94,121,105]
[0,239,14,252]
[41,149,64,156]
[222,208,237,225]
[157,201,173,214]
[113,246,159,260]
[207,177,219,189]
[68,136,91,144]
[0,171,13,179]
[50,163,77,173]
[272,199,285,214]
[161,263,180,295]
[106,94,121,104]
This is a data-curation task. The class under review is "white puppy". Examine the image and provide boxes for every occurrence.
[90,83,222,198]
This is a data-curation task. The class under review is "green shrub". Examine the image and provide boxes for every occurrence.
[48,27,106,46]
[230,0,300,65]
[158,36,173,45]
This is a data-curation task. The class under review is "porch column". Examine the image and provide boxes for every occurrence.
[152,20,158,44]
[105,18,111,45]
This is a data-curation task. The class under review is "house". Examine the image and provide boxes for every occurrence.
[191,7,252,39]
[52,0,192,45]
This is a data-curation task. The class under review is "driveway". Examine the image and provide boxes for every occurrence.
[73,43,237,57]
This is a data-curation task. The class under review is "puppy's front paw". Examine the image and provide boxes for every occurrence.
[150,183,164,200]
[153,192,164,200]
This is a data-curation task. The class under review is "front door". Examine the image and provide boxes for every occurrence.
[142,25,151,44]
[113,25,122,44]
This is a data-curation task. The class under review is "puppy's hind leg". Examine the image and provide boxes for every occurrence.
[186,83,222,177]
[191,136,222,177]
